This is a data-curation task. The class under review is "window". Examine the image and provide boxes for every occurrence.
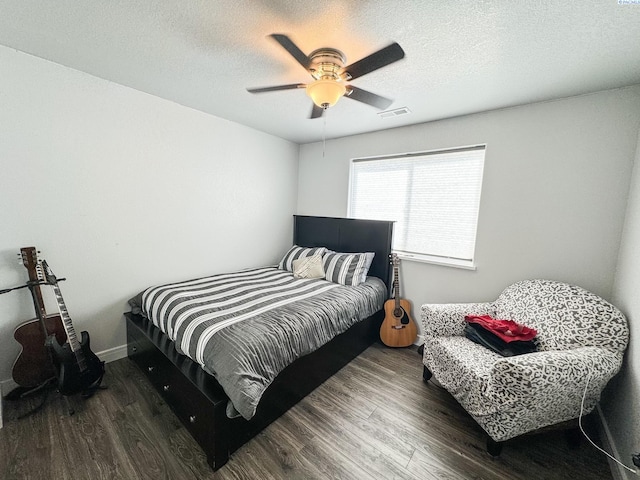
[348,145,485,269]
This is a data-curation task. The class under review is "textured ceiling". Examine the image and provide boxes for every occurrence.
[1,0,639,144]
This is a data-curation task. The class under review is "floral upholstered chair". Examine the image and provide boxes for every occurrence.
[421,279,629,455]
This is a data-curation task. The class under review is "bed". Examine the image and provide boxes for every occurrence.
[125,215,394,470]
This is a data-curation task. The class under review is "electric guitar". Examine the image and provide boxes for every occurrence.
[42,260,105,396]
[12,247,66,387]
[380,254,417,348]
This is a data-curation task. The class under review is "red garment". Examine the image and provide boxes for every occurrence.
[464,315,537,343]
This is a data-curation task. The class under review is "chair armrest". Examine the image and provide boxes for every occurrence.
[421,302,495,337]
[488,346,624,406]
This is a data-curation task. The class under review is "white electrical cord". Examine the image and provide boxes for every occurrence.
[578,371,638,474]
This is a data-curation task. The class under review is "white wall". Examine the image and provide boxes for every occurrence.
[298,86,640,312]
[607,130,640,479]
[0,46,299,384]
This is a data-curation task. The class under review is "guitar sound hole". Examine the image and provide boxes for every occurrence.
[393,308,403,318]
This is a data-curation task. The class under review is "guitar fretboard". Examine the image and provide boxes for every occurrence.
[390,254,404,318]
[50,280,87,373]
[23,248,49,324]
[393,262,400,309]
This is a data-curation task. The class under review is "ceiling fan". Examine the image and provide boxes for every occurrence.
[247,34,405,119]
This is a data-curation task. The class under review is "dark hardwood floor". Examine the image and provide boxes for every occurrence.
[0,344,612,479]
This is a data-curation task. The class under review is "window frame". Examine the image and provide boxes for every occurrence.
[347,144,486,270]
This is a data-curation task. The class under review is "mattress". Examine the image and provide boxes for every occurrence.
[128,266,386,419]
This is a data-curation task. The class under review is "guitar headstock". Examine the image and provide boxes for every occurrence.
[389,253,400,266]
[41,260,57,285]
[20,247,42,282]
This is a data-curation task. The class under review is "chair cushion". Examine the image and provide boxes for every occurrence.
[423,335,507,417]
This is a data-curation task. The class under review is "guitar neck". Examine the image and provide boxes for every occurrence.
[50,282,87,371]
[21,247,49,323]
[393,263,400,308]
[31,283,48,320]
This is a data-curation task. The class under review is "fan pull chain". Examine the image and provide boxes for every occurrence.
[322,108,327,158]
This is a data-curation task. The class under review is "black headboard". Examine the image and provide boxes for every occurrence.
[293,215,394,291]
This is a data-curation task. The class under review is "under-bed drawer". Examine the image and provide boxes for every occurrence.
[154,360,220,444]
[125,313,230,469]
[126,320,155,370]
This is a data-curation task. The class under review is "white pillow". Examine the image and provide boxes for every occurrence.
[292,254,325,279]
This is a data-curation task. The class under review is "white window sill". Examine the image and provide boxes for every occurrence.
[394,252,477,271]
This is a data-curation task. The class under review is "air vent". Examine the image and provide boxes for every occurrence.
[377,107,411,119]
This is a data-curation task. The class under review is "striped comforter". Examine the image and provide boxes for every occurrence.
[128,267,386,420]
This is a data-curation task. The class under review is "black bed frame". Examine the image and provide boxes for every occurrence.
[125,215,394,470]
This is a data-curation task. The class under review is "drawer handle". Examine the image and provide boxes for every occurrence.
[132,346,137,352]
[163,385,170,392]
[189,415,196,424]
[147,366,155,373]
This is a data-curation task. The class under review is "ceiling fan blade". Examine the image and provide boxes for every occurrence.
[310,103,325,119]
[345,86,393,110]
[340,42,405,81]
[247,83,305,93]
[270,34,311,71]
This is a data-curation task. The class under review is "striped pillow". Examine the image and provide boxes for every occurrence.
[278,245,327,271]
[322,251,375,286]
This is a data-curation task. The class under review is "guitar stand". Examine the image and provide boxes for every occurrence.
[60,379,108,416]
[84,364,107,397]
[3,377,58,420]
[59,385,108,416]
[81,384,108,399]
[5,377,108,419]
[3,377,56,401]
[61,395,75,416]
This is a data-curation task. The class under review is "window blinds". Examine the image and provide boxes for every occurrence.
[348,146,485,265]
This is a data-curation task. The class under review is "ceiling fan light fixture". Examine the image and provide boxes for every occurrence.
[248,35,405,119]
[306,79,346,108]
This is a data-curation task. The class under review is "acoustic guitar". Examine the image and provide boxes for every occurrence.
[12,247,66,388]
[380,254,417,348]
[42,260,105,396]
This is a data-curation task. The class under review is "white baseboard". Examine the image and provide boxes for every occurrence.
[96,344,128,364]
[0,343,128,429]
[595,403,631,480]
[414,334,424,347]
